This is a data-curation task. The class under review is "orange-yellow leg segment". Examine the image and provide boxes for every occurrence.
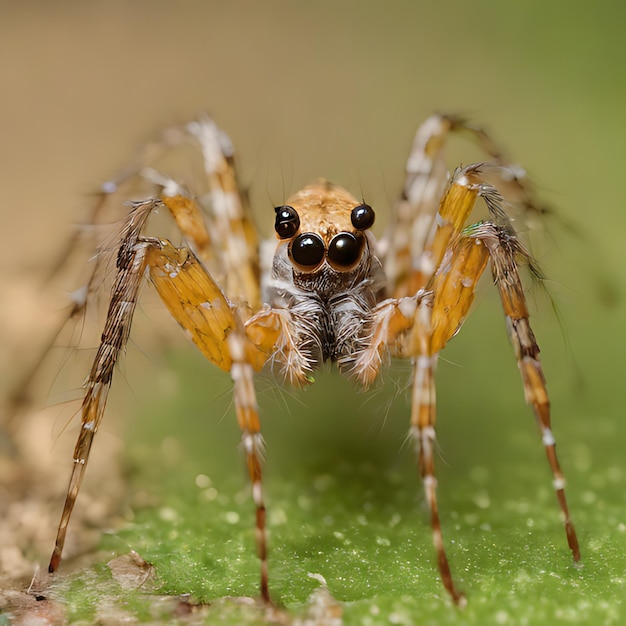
[147,239,273,602]
[410,234,491,605]
[135,169,216,270]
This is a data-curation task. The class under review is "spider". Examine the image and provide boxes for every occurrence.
[45,114,580,607]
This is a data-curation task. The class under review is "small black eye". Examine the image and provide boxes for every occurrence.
[351,203,375,230]
[289,233,325,270]
[274,205,300,239]
[327,232,363,270]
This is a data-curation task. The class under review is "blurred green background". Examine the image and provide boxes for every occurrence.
[1,1,625,624]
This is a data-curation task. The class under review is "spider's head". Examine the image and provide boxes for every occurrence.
[274,180,376,274]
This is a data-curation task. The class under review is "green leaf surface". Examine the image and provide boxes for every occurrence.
[74,352,625,625]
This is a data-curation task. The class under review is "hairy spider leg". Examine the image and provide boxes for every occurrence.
[185,117,261,312]
[7,177,148,421]
[337,169,487,604]
[145,124,276,601]
[134,117,261,312]
[406,243,481,605]
[48,199,158,573]
[383,114,549,300]
[466,222,581,561]
[411,233,492,606]
[146,239,272,602]
[382,113,454,297]
[44,134,177,284]
[9,117,259,420]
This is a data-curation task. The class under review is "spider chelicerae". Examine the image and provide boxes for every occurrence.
[45,114,580,606]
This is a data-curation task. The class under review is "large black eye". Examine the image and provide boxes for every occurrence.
[327,232,363,270]
[274,205,300,239]
[289,233,325,271]
[351,203,375,230]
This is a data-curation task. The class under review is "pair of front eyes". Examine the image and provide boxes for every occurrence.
[274,203,376,272]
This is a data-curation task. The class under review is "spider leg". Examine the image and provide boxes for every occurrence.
[349,296,419,387]
[45,128,181,283]
[432,171,579,562]
[49,198,158,573]
[383,115,549,299]
[139,168,216,268]
[382,114,456,297]
[405,232,494,605]
[146,239,272,603]
[409,294,467,606]
[185,117,261,311]
[466,221,581,562]
[245,308,315,387]
[6,185,133,421]
[345,172,490,603]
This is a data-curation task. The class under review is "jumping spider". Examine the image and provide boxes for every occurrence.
[45,114,580,606]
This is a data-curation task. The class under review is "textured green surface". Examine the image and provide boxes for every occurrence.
[89,349,623,625]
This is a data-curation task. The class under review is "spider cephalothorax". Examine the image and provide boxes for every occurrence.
[45,115,580,607]
[267,181,386,373]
